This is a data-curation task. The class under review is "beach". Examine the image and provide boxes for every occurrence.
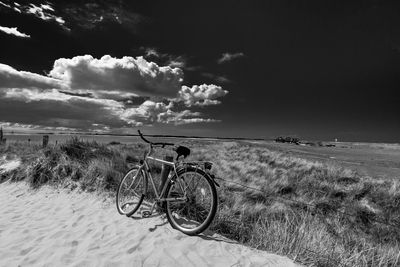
[0,181,298,267]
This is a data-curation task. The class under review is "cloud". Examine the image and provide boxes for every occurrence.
[167,58,186,68]
[49,55,184,98]
[177,84,228,107]
[1,2,66,28]
[0,89,127,130]
[121,100,217,126]
[0,88,216,131]
[0,26,30,38]
[157,109,219,125]
[202,72,231,84]
[144,48,161,58]
[217,52,245,64]
[26,3,65,26]
[142,47,187,69]
[121,100,171,125]
[0,1,11,8]
[0,63,65,89]
[0,55,229,131]
[62,1,144,31]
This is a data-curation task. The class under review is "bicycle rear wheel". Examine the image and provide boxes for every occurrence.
[165,167,217,235]
[116,167,147,216]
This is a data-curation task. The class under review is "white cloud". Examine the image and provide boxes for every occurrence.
[121,100,216,125]
[0,26,30,38]
[0,1,11,8]
[0,2,67,29]
[158,109,219,125]
[49,55,184,98]
[217,52,245,64]
[167,59,186,68]
[0,54,229,130]
[26,3,65,26]
[177,84,228,107]
[0,63,65,89]
[121,100,170,125]
[40,4,54,12]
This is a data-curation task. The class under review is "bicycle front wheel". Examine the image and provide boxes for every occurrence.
[165,167,217,235]
[116,167,147,216]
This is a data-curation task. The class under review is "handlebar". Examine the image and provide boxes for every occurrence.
[137,130,175,148]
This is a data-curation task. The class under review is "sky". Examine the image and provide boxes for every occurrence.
[0,0,399,142]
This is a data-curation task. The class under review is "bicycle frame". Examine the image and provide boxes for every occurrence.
[138,144,187,209]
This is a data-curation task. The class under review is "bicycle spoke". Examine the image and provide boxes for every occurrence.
[116,168,146,215]
[166,169,217,234]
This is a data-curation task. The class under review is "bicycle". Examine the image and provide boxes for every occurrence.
[116,130,219,235]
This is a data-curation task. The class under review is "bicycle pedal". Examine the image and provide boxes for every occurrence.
[141,210,152,218]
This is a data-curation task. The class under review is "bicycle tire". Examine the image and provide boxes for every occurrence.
[165,166,217,235]
[116,166,147,216]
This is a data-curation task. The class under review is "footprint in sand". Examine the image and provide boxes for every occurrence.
[20,247,33,256]
[72,215,85,227]
[127,245,140,254]
[50,230,64,239]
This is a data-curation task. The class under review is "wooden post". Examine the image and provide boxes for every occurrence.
[0,127,5,145]
[42,135,49,147]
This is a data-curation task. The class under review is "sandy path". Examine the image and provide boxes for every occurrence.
[0,182,298,267]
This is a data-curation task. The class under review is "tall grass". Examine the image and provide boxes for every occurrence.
[190,141,400,266]
[1,138,399,266]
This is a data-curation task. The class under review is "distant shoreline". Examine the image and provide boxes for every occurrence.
[3,132,399,145]
[2,132,268,142]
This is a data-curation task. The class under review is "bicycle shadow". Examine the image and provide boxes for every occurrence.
[126,202,237,244]
[128,210,239,245]
[127,202,170,232]
[197,229,239,245]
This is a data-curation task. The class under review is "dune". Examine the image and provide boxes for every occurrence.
[0,155,21,173]
[0,181,299,267]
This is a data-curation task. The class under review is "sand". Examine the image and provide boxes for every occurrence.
[0,181,299,267]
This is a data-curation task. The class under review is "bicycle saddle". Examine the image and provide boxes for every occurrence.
[175,146,190,160]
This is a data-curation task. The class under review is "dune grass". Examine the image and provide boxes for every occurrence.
[1,138,399,266]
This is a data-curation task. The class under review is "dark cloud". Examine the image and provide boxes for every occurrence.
[217,52,245,64]
[0,63,64,89]
[141,47,187,69]
[0,89,126,130]
[60,0,144,31]
[59,90,93,98]
[201,72,231,84]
